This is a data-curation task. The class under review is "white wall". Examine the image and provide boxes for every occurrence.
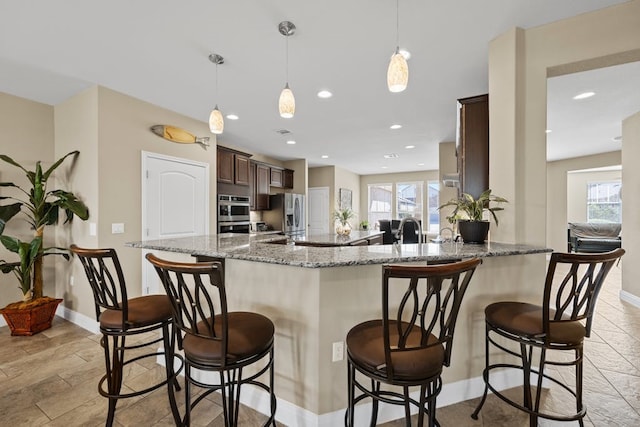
[622,111,640,299]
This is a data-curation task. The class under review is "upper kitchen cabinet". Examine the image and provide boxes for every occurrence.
[456,94,488,199]
[217,146,251,186]
[270,166,294,189]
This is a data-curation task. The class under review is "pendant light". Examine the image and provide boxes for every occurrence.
[387,0,408,93]
[208,53,224,134]
[278,21,296,118]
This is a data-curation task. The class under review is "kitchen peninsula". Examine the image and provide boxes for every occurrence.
[128,234,551,425]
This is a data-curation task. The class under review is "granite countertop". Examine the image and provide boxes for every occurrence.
[291,230,384,246]
[127,234,551,268]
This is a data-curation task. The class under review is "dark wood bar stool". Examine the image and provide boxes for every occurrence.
[146,253,277,427]
[345,257,482,426]
[472,248,625,426]
[69,245,182,427]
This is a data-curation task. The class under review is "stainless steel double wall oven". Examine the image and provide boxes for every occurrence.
[217,194,250,233]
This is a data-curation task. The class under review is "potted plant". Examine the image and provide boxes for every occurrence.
[333,207,356,236]
[438,189,507,243]
[0,151,89,335]
[359,220,369,231]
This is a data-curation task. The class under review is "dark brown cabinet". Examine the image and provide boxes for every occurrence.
[216,146,251,186]
[456,94,489,199]
[254,162,271,210]
[270,167,283,188]
[283,169,294,189]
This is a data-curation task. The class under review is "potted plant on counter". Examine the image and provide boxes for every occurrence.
[359,220,369,231]
[438,189,507,243]
[333,207,356,236]
[0,151,89,335]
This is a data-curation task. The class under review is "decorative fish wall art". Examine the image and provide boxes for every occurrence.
[150,125,210,148]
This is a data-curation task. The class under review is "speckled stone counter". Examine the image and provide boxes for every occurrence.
[127,233,549,268]
[290,230,384,246]
[127,233,551,424]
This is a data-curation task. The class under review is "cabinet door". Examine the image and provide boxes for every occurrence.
[256,164,271,210]
[235,155,250,186]
[283,169,294,189]
[249,161,256,210]
[457,94,488,199]
[270,168,283,188]
[217,149,234,184]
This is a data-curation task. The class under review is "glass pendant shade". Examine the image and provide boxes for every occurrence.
[279,83,295,118]
[387,50,408,93]
[209,105,224,134]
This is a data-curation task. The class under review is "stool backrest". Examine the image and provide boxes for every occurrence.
[70,245,129,324]
[543,248,625,338]
[145,254,229,363]
[382,257,482,377]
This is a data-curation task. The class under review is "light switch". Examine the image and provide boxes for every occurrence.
[89,222,97,236]
[111,223,125,234]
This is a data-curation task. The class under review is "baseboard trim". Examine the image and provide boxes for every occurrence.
[56,304,100,334]
[620,289,640,309]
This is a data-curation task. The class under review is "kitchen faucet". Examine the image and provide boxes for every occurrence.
[397,217,423,245]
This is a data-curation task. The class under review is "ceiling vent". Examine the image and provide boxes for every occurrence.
[275,129,292,135]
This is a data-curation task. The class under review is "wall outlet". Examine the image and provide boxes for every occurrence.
[111,223,125,234]
[332,341,344,362]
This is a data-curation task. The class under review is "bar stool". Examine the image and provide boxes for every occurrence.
[345,257,482,426]
[146,253,277,426]
[472,248,625,426]
[70,245,182,427]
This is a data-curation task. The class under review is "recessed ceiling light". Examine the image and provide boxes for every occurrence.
[317,90,333,98]
[226,114,239,120]
[399,49,411,60]
[321,155,329,159]
[381,166,389,169]
[573,91,595,100]
[383,153,399,159]
[390,124,402,130]
[286,140,296,145]
[417,163,425,166]
[405,145,415,149]
[545,129,552,133]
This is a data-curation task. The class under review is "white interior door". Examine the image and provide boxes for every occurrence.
[142,152,209,294]
[308,187,330,235]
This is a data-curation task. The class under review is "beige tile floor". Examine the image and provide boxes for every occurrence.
[1,264,639,426]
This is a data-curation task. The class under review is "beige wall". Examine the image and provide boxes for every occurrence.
[439,141,458,230]
[0,92,55,307]
[567,169,621,223]
[308,165,360,230]
[546,151,621,252]
[52,86,218,319]
[489,1,640,297]
[622,111,640,297]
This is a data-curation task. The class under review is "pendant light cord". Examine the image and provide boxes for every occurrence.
[285,35,289,84]
[396,0,400,49]
[215,62,219,100]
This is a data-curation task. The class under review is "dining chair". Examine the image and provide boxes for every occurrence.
[146,253,277,426]
[345,257,482,426]
[472,248,625,426]
[70,245,182,427]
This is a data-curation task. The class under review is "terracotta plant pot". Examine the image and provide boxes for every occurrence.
[458,220,490,244]
[0,297,62,336]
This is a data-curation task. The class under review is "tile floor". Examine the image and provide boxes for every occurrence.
[1,264,639,426]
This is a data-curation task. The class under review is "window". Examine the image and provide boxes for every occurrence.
[368,184,392,227]
[426,181,440,233]
[587,181,621,223]
[396,182,423,222]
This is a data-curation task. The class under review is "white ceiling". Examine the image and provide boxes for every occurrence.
[0,1,636,174]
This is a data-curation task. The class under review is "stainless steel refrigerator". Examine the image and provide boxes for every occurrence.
[263,193,305,236]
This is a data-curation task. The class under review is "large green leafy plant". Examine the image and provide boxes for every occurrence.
[0,151,89,302]
[438,189,508,225]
